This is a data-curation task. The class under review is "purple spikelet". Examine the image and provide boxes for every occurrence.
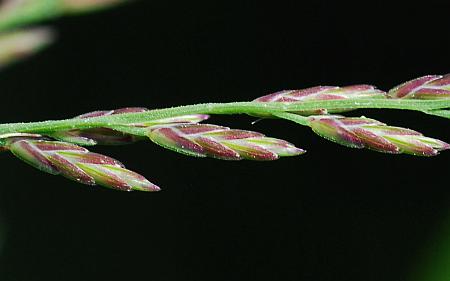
[4,137,159,191]
[50,107,210,145]
[308,115,450,156]
[253,85,386,116]
[389,74,450,99]
[48,107,148,145]
[148,123,305,160]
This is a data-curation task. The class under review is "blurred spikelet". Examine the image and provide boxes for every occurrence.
[0,27,54,69]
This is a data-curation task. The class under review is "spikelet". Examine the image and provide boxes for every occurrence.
[148,123,305,160]
[253,85,386,116]
[4,136,159,191]
[49,107,210,145]
[388,74,450,99]
[308,115,450,156]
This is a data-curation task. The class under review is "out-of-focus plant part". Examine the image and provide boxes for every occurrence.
[0,0,130,70]
[1,75,450,191]
[0,0,60,32]
[0,0,129,32]
[62,0,128,14]
[413,211,450,281]
[0,27,54,69]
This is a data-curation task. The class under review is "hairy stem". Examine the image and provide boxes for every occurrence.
[0,99,449,136]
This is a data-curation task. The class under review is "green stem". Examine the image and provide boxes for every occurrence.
[0,99,449,135]
[271,112,310,126]
[423,109,450,119]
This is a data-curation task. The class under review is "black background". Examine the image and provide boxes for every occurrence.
[0,1,450,281]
